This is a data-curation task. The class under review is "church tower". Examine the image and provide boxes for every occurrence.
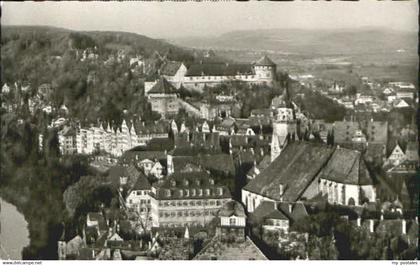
[57,225,67,260]
[271,81,296,161]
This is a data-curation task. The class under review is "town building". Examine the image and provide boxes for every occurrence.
[150,168,231,228]
[217,200,246,242]
[58,126,77,155]
[146,77,181,117]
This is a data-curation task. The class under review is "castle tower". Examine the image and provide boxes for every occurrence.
[271,81,296,161]
[254,55,276,85]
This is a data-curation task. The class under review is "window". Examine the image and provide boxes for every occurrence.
[209,200,215,206]
[197,201,202,206]
[171,212,176,217]
[230,218,236,226]
[190,201,195,206]
[177,211,182,217]
[183,201,188,206]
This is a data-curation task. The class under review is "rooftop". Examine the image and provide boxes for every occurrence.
[194,237,267,260]
[244,142,335,202]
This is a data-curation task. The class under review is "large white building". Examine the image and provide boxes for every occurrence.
[161,55,277,91]
[61,119,169,157]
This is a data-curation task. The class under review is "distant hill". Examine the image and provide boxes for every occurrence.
[171,28,417,56]
[0,25,195,124]
[1,25,194,60]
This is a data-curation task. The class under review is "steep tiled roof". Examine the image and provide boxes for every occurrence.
[194,237,267,260]
[148,77,177,94]
[154,171,231,200]
[185,63,254,77]
[317,147,374,185]
[160,61,183,76]
[255,55,276,66]
[120,150,166,165]
[244,142,335,202]
[364,121,388,144]
[250,201,278,223]
[278,202,309,222]
[108,165,141,189]
[132,172,151,190]
[172,154,235,175]
[219,200,246,217]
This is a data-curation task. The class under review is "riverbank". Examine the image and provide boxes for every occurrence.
[0,194,30,260]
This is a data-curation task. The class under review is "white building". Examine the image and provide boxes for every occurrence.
[161,55,277,91]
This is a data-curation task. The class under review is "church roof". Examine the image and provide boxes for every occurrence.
[317,147,374,185]
[244,142,335,202]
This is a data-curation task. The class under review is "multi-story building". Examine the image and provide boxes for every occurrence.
[73,120,169,157]
[146,77,181,117]
[150,169,231,228]
[58,126,77,155]
[161,55,277,91]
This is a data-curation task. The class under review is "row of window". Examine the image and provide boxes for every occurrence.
[128,198,151,204]
[159,199,226,208]
[159,209,218,218]
[188,75,256,81]
[160,221,206,228]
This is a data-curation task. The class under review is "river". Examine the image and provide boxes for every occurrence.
[0,197,30,260]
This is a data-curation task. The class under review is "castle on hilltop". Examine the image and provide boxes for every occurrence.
[160,55,277,90]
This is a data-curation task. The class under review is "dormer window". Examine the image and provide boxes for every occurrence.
[120,176,128,185]
[183,179,189,186]
[170,180,176,187]
[205,189,210,196]
[185,189,190,197]
[195,180,201,186]
[166,189,171,197]
[179,190,184,197]
[198,189,203,196]
[192,189,196,196]
[209,178,215,185]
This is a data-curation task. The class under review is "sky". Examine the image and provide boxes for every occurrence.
[2,1,418,39]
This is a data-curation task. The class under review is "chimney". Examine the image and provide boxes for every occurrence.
[92,249,95,259]
[369,219,375,233]
[402,219,407,235]
[380,210,384,221]
[273,201,277,210]
[357,217,361,227]
[288,203,293,213]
